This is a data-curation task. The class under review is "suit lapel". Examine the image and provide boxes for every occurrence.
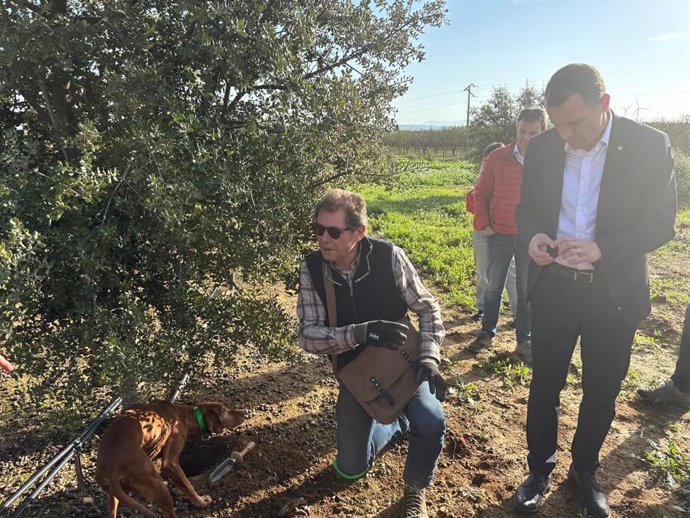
[545,137,566,237]
[595,114,626,239]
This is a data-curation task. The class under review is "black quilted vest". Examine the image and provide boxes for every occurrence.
[305,237,408,369]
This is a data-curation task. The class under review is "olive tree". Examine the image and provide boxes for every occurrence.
[0,0,446,410]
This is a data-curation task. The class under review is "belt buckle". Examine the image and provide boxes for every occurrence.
[574,271,594,283]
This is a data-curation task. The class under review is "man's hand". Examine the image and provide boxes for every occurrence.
[481,225,495,236]
[415,359,446,402]
[557,236,602,266]
[528,233,559,266]
[353,320,409,350]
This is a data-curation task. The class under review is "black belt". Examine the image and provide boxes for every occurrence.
[543,263,596,284]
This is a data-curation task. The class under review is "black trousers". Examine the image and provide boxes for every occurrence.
[672,302,690,393]
[526,267,638,475]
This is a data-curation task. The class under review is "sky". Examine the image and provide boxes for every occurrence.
[393,0,690,126]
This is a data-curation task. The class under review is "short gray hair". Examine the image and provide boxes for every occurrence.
[313,189,368,229]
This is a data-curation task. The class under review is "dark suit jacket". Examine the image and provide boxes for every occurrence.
[516,113,677,323]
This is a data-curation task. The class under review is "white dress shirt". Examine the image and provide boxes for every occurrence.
[556,111,613,270]
[513,142,524,166]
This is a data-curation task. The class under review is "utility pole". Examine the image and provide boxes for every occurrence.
[463,83,477,126]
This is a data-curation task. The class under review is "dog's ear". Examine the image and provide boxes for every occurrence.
[202,403,245,432]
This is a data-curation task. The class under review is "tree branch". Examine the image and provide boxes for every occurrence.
[7,0,42,14]
[226,89,246,114]
[101,164,130,224]
[38,80,70,163]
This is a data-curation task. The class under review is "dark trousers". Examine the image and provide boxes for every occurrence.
[526,268,638,475]
[671,302,690,393]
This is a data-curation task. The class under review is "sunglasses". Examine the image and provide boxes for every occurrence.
[312,223,353,239]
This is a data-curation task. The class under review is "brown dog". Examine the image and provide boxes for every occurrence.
[95,400,245,518]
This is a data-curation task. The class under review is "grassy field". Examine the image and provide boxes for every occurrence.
[359,160,478,309]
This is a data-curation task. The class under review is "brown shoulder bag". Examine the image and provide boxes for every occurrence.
[322,261,421,424]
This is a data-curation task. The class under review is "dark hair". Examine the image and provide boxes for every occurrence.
[313,189,367,229]
[545,63,606,107]
[517,108,547,130]
[483,142,504,158]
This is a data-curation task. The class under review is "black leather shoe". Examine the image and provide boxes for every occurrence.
[568,464,610,517]
[513,472,551,514]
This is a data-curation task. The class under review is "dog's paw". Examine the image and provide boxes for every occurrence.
[196,495,213,508]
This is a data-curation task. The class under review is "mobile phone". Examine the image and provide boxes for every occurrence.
[546,245,559,258]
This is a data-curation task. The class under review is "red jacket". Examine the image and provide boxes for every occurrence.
[472,142,523,235]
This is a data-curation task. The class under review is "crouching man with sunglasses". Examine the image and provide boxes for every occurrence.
[297,188,446,518]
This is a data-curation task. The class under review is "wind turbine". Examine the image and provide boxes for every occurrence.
[632,99,650,122]
[619,103,633,117]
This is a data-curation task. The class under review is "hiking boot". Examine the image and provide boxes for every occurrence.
[468,330,494,353]
[471,310,484,322]
[637,379,690,407]
[402,484,428,518]
[516,339,533,365]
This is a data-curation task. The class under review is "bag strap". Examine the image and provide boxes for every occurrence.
[321,261,339,373]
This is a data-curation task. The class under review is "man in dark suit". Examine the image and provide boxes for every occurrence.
[513,63,676,517]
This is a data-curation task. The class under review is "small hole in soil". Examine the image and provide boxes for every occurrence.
[179,436,233,476]
[471,473,487,486]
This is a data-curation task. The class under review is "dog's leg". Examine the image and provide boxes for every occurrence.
[107,493,118,518]
[131,473,176,518]
[108,477,159,518]
[160,434,212,508]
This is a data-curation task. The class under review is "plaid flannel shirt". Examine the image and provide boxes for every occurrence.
[296,243,444,363]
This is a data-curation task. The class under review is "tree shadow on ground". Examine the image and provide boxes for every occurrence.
[473,478,580,517]
[190,359,332,409]
[224,436,411,518]
[597,399,690,516]
[9,408,337,518]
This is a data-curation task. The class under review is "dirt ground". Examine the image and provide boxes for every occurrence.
[1,244,689,517]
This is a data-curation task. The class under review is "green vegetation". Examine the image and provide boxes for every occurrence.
[360,160,477,309]
[623,368,640,389]
[673,150,690,210]
[0,1,446,410]
[650,279,690,306]
[478,355,531,390]
[643,439,690,488]
[447,379,481,409]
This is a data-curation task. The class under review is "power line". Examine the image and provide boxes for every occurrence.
[395,89,460,104]
[463,84,477,126]
[396,62,690,105]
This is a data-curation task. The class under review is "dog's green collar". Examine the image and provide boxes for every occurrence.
[193,406,209,440]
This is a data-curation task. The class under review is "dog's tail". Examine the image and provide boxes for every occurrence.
[107,477,158,518]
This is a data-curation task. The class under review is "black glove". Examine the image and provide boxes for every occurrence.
[353,320,409,350]
[415,359,446,402]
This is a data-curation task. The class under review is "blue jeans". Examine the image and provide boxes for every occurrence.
[482,233,531,342]
[473,230,517,315]
[335,381,445,489]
